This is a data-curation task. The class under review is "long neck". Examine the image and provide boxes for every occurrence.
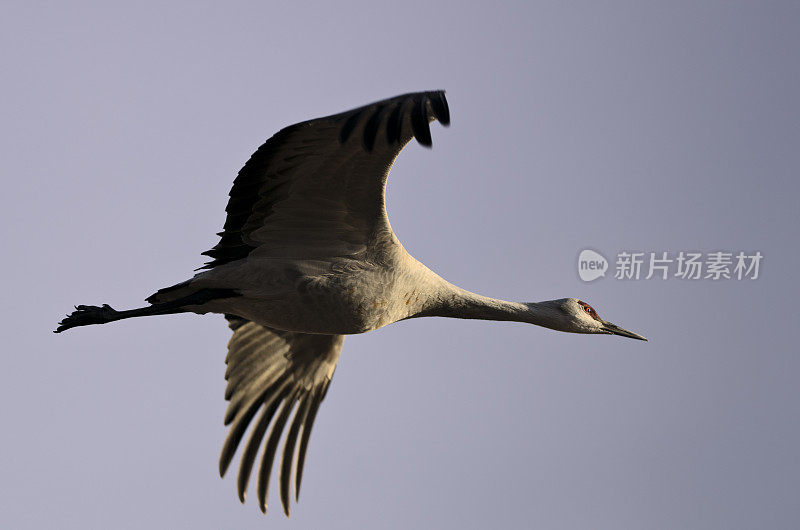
[414,280,562,330]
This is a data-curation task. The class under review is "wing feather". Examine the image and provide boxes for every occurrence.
[220,315,343,515]
[201,91,449,268]
[411,97,432,147]
[236,384,289,502]
[257,393,298,514]
[279,395,310,514]
[295,385,324,500]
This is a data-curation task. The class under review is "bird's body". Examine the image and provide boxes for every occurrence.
[57,90,645,515]
[170,244,441,335]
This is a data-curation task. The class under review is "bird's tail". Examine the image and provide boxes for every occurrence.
[54,288,240,333]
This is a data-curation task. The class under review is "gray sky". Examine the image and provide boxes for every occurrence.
[2,1,799,528]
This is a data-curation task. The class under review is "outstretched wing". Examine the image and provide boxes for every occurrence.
[201,90,450,269]
[219,315,344,515]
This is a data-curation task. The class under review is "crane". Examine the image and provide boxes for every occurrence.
[55,90,646,516]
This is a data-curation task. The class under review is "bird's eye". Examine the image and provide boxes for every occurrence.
[579,302,598,319]
[577,300,598,319]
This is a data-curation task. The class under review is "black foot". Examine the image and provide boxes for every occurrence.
[54,304,118,333]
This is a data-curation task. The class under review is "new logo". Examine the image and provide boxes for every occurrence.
[578,249,608,282]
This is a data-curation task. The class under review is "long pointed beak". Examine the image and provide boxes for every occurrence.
[601,320,647,341]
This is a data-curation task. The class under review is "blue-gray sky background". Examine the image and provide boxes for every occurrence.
[2,1,799,528]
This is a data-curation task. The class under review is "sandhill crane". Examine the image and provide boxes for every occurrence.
[56,90,646,516]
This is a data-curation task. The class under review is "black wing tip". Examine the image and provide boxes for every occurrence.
[427,90,450,126]
[411,96,433,147]
[338,90,450,149]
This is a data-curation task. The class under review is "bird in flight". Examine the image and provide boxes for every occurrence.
[56,90,646,516]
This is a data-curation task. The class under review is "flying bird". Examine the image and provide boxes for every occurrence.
[56,90,646,515]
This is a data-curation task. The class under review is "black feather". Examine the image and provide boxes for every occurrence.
[362,105,385,151]
[339,111,361,144]
[411,97,432,147]
[197,126,297,270]
[429,91,450,126]
[386,101,405,144]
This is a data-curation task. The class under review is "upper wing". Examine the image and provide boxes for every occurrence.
[220,315,344,515]
[201,90,450,269]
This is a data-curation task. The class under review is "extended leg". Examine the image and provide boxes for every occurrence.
[54,288,239,333]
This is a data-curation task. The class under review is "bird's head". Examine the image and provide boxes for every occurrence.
[529,298,647,340]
